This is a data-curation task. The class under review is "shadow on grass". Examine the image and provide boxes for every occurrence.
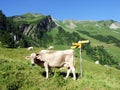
[41,71,80,80]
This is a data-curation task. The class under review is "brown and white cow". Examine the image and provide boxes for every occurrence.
[26,49,76,80]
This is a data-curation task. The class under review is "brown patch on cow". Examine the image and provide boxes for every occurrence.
[34,57,44,68]
[67,66,70,69]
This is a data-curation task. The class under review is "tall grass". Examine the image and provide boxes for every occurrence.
[0,47,120,90]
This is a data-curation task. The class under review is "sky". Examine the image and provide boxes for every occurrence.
[0,0,120,22]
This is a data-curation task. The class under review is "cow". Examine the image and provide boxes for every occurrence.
[48,46,54,50]
[25,49,76,80]
[95,61,99,64]
[27,47,33,51]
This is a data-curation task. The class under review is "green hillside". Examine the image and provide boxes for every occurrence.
[0,47,120,90]
[56,20,120,63]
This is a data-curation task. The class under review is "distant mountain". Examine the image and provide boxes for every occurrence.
[11,13,56,38]
[0,11,57,47]
[56,19,120,30]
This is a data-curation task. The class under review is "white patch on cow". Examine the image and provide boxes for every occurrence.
[104,65,109,67]
[13,35,16,41]
[28,53,36,65]
[48,46,54,50]
[95,61,99,64]
[28,47,33,51]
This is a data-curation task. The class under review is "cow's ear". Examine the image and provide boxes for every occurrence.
[36,54,39,56]
[25,56,30,60]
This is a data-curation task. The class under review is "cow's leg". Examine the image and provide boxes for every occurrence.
[65,68,71,79]
[44,62,49,79]
[71,66,76,80]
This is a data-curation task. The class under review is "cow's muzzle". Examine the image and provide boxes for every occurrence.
[32,64,35,66]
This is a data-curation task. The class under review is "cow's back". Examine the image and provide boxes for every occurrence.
[39,49,74,67]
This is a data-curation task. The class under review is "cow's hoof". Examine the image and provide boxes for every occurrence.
[46,77,49,79]
[73,78,76,80]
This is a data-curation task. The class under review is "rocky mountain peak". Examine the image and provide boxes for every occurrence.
[19,15,57,39]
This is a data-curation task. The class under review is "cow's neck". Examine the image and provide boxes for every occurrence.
[34,58,44,68]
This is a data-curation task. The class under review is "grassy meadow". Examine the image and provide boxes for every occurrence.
[0,47,120,90]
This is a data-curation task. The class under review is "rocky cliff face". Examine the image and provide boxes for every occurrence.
[19,15,56,39]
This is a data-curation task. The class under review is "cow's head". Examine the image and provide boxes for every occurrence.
[25,53,36,66]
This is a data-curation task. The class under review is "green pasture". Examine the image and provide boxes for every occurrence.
[0,47,120,90]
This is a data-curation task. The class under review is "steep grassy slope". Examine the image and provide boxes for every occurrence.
[0,47,120,90]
